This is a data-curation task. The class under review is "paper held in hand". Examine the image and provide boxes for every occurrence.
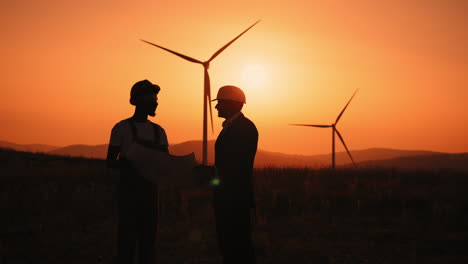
[126,143,199,187]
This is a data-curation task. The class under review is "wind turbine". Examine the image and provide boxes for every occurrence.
[141,20,260,165]
[290,89,359,168]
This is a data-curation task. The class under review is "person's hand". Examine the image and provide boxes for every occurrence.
[194,165,215,185]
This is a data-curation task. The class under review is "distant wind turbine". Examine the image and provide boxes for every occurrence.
[290,89,359,168]
[141,20,260,165]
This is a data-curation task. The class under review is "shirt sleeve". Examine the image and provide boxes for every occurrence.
[109,122,123,147]
[160,127,169,146]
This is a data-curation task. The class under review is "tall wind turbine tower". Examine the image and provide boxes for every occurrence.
[141,20,260,165]
[290,89,359,168]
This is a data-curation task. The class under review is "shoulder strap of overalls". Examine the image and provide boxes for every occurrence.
[127,118,168,152]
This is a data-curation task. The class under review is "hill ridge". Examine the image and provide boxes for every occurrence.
[2,139,466,170]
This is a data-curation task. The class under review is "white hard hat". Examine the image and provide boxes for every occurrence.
[212,85,246,104]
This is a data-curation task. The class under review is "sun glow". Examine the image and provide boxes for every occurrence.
[241,63,268,90]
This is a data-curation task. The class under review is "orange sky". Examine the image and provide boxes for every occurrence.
[1,0,467,155]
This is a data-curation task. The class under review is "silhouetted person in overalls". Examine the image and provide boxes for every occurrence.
[106,80,168,264]
[212,85,258,264]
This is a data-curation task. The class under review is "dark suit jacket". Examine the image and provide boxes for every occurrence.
[214,113,258,208]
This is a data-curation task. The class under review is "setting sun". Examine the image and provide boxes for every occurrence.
[241,63,268,90]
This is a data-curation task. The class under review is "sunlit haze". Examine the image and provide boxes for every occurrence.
[0,0,467,155]
[241,64,269,92]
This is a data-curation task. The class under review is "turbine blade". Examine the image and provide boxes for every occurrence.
[140,39,203,64]
[207,20,261,63]
[204,68,214,133]
[289,124,332,128]
[335,89,359,124]
[335,129,356,166]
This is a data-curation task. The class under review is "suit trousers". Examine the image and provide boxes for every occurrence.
[117,166,158,264]
[214,195,255,264]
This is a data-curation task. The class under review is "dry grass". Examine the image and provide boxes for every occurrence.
[1,148,467,263]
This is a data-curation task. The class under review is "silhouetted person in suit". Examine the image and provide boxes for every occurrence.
[212,85,258,264]
[106,80,168,264]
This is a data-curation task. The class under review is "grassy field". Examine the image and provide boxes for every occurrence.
[1,148,467,263]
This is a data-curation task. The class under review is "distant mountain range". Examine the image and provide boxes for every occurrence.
[0,141,59,153]
[1,140,467,171]
[356,153,468,171]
